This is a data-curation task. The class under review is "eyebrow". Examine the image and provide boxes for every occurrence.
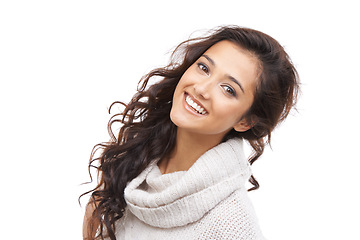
[202,54,245,93]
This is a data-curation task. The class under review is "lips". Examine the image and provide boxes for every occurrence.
[184,93,208,115]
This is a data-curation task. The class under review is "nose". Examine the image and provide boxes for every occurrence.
[193,77,214,100]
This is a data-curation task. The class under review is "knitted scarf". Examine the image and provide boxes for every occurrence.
[124,138,251,228]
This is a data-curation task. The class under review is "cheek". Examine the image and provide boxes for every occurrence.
[172,73,193,103]
[173,75,187,94]
[172,76,187,100]
[208,103,241,128]
[212,101,250,125]
[177,65,197,86]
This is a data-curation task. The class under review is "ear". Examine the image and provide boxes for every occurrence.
[233,117,257,132]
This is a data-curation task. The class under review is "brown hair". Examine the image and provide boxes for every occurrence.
[81,25,299,239]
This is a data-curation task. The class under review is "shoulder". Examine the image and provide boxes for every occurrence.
[198,189,266,240]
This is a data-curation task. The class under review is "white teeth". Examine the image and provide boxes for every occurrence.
[185,95,207,115]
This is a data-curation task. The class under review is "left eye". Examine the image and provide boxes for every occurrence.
[222,85,236,96]
[197,63,209,74]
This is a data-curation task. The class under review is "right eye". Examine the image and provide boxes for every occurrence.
[197,63,209,74]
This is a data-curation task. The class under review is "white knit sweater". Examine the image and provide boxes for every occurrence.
[112,138,265,239]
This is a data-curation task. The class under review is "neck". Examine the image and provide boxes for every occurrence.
[158,128,225,174]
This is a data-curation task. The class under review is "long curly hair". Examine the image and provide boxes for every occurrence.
[81,25,299,240]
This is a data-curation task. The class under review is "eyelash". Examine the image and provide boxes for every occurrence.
[222,85,237,97]
[197,62,237,97]
[197,62,209,74]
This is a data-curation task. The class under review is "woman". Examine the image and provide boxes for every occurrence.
[82,25,299,240]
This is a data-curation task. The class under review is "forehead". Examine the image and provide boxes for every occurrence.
[203,40,260,91]
[204,40,256,63]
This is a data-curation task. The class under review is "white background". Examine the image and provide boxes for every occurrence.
[1,1,359,239]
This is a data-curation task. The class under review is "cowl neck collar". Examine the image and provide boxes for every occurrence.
[124,138,251,228]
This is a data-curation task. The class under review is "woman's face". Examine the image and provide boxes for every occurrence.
[170,40,259,140]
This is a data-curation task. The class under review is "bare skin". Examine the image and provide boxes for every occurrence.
[158,127,224,174]
[159,40,259,174]
[83,40,260,238]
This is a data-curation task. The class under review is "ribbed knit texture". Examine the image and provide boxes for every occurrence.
[112,138,265,240]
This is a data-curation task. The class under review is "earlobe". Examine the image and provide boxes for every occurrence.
[233,121,252,132]
[233,117,257,132]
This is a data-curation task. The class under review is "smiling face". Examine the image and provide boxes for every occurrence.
[170,40,260,141]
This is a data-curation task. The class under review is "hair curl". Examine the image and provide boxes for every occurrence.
[81,25,299,240]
